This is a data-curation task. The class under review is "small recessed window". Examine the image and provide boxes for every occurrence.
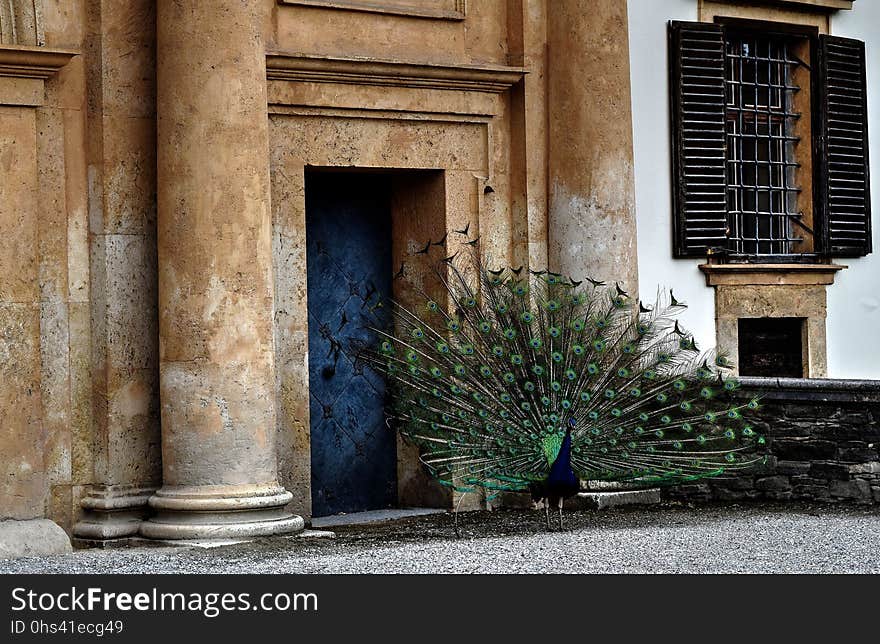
[738,317,804,377]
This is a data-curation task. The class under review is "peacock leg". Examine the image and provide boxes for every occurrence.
[558,498,564,531]
[544,501,551,530]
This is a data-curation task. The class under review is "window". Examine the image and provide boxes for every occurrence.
[669,20,872,260]
[738,317,805,377]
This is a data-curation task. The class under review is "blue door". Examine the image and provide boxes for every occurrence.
[306,171,397,517]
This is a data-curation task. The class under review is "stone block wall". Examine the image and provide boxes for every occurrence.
[665,378,880,505]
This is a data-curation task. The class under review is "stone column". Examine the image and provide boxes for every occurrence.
[141,1,302,539]
[547,0,639,293]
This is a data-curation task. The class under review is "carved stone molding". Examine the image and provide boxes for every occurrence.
[279,0,466,21]
[703,0,853,11]
[0,44,74,106]
[699,263,847,286]
[266,52,526,93]
[0,0,44,46]
[0,44,74,79]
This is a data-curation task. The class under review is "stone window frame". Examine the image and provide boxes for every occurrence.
[696,0,859,378]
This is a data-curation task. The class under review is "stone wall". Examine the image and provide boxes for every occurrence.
[666,378,880,505]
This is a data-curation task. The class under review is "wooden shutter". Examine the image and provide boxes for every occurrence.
[816,35,872,257]
[669,21,729,258]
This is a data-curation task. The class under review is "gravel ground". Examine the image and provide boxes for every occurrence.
[2,502,879,574]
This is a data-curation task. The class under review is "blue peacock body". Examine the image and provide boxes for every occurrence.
[364,245,764,521]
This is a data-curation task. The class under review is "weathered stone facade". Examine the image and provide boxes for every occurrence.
[0,0,875,556]
[666,378,880,504]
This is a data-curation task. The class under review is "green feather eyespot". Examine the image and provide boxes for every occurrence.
[704,412,716,422]
[523,381,535,392]
[496,304,509,314]
[724,379,738,391]
[587,363,599,375]
[639,412,649,422]
[544,300,560,312]
[747,399,760,410]
[617,367,630,378]
[623,343,636,355]
[596,318,608,329]
[447,319,461,332]
[588,411,600,421]
[510,354,523,365]
[593,340,606,352]
[463,297,476,308]
[561,399,572,410]
[521,312,535,324]
[532,365,545,376]
[529,337,542,350]
[450,385,462,395]
[680,401,692,411]
[613,296,626,308]
[611,408,622,418]
[426,301,439,312]
[634,426,644,434]
[643,369,656,380]
[630,387,642,397]
[565,369,577,381]
[547,275,559,285]
[700,387,714,399]
[551,352,563,363]
[682,422,693,432]
[436,342,449,354]
[521,402,531,411]
[661,415,671,424]
[514,283,528,296]
[658,353,670,363]
[571,319,586,333]
[727,409,741,420]
[551,381,562,392]
[673,380,686,391]
[454,364,466,376]
[460,344,474,355]
[478,409,488,418]
[411,328,424,340]
[655,430,665,438]
[442,414,452,423]
[742,426,754,437]
[503,372,515,383]
[479,366,492,377]
[673,441,683,450]
[656,393,668,403]
[406,350,419,363]
[380,341,394,354]
[478,321,492,333]
[549,326,561,338]
[570,294,585,306]
[492,345,505,357]
[604,389,616,399]
[757,436,766,445]
[580,392,591,402]
[503,328,516,340]
[541,396,551,407]
[408,365,420,375]
[725,453,736,463]
[637,323,650,335]
[430,422,440,430]
[500,393,512,403]
[430,366,443,378]
[572,344,585,356]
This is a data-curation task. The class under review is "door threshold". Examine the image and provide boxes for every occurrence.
[311,507,446,529]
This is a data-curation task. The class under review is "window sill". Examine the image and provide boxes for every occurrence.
[708,0,853,11]
[698,262,846,286]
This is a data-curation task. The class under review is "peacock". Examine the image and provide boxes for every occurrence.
[362,239,765,530]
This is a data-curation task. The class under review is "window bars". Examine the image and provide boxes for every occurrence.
[725,32,805,256]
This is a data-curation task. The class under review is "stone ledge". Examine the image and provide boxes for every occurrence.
[699,262,846,286]
[737,376,880,402]
[0,519,72,560]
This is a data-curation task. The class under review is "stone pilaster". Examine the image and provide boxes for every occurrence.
[547,0,638,293]
[141,0,302,540]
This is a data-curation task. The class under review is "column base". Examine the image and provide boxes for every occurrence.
[73,485,154,541]
[139,484,304,540]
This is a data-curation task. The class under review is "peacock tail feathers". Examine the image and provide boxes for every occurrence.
[361,243,765,497]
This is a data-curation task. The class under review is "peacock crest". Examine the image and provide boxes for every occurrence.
[362,242,765,508]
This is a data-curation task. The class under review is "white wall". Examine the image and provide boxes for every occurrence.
[627,0,713,349]
[827,3,880,379]
[627,0,880,379]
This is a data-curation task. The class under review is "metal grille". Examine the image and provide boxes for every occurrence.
[725,33,804,256]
